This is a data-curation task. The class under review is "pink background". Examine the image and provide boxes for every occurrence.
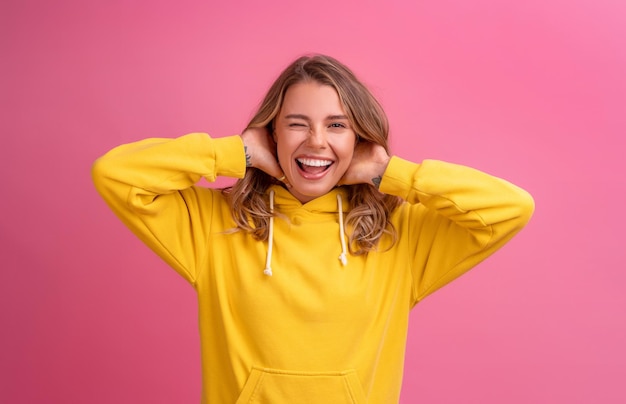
[2,0,625,402]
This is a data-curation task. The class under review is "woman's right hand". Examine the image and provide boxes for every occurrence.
[240,127,286,181]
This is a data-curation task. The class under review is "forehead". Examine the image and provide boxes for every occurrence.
[280,82,346,117]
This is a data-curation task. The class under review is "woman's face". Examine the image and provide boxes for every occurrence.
[273,81,357,203]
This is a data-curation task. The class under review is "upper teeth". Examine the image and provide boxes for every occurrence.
[297,158,332,167]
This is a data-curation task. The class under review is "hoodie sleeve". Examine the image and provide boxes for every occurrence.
[91,133,246,284]
[379,157,535,305]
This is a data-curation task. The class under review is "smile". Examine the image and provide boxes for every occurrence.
[296,157,333,176]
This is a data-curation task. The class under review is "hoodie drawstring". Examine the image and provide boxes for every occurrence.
[263,190,349,276]
[337,194,348,266]
[263,190,275,276]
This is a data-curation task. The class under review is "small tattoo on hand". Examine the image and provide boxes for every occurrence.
[372,176,382,189]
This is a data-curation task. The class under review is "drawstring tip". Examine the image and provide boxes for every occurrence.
[339,253,348,266]
[263,267,273,276]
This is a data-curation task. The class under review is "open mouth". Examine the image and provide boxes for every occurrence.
[296,157,333,175]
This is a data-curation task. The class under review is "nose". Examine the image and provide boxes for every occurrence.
[306,126,327,148]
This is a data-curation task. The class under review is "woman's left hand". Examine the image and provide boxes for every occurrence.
[339,141,390,188]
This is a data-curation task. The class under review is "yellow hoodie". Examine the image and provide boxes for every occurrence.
[92,133,534,403]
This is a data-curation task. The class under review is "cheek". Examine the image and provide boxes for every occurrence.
[276,145,288,166]
[337,138,357,160]
[275,139,297,168]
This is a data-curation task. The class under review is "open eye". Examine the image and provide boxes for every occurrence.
[329,122,346,128]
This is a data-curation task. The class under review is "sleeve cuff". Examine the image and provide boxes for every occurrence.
[379,156,421,202]
[210,135,247,180]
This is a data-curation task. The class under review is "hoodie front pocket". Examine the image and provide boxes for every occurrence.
[235,367,367,404]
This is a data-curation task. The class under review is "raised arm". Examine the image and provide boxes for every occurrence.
[91,133,246,284]
[380,157,535,304]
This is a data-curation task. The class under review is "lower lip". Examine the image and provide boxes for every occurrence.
[296,163,333,180]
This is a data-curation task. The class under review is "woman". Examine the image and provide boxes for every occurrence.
[92,54,534,403]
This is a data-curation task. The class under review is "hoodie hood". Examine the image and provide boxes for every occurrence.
[269,184,351,213]
[263,185,350,276]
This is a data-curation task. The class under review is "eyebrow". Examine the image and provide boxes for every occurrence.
[284,114,349,121]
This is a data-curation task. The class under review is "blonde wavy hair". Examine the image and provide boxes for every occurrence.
[223,54,402,254]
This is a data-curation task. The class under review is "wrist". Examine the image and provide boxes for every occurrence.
[372,156,390,189]
[244,144,252,167]
[371,175,383,189]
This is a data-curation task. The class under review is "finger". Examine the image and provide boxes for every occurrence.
[264,162,284,180]
[275,172,292,188]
